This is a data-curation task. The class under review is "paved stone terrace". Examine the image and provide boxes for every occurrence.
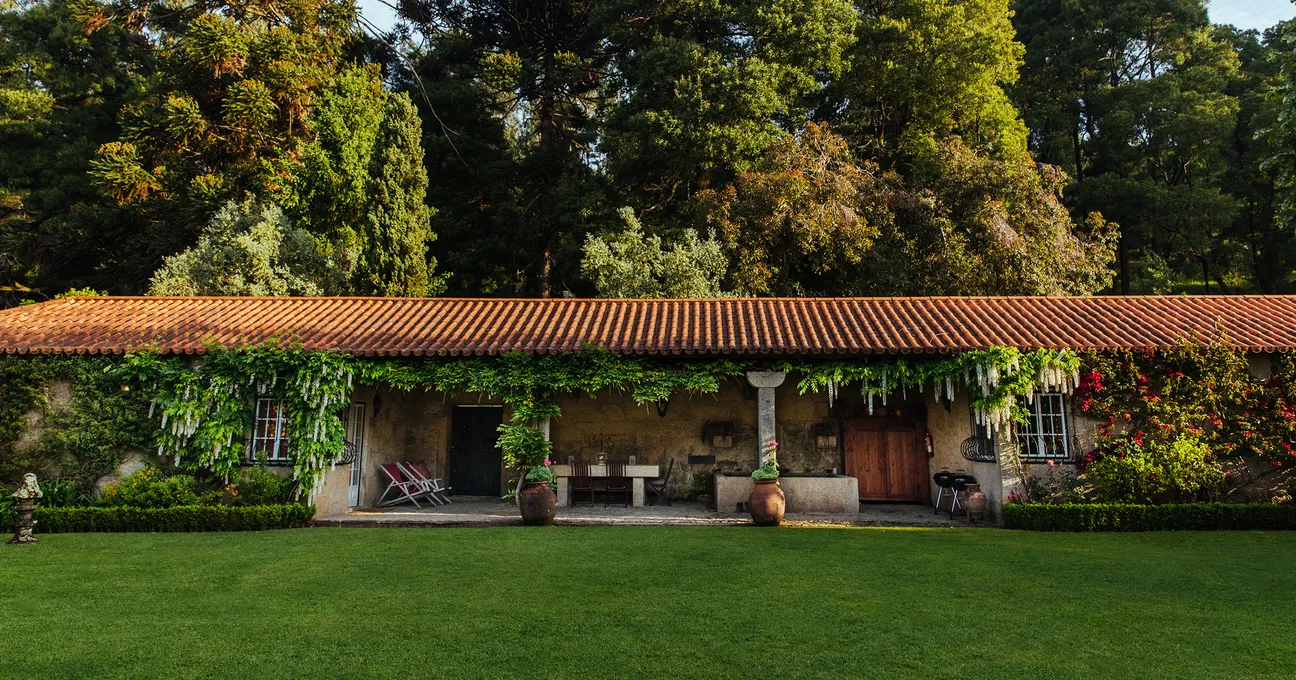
[315,498,973,528]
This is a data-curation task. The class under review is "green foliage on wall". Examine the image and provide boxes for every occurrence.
[779,347,1082,431]
[0,356,154,490]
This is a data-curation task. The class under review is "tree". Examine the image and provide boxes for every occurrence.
[697,123,892,296]
[149,200,337,296]
[80,0,357,275]
[700,124,1116,296]
[1264,18,1296,271]
[398,0,614,297]
[860,138,1117,296]
[290,67,442,295]
[1012,0,1276,294]
[0,0,156,297]
[291,65,388,279]
[353,92,442,296]
[833,0,1029,165]
[581,207,728,298]
[602,0,857,211]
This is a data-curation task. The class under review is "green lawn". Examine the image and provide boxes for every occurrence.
[2,527,1294,679]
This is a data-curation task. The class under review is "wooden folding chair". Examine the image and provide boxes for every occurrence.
[376,463,429,507]
[400,462,452,505]
[647,458,673,506]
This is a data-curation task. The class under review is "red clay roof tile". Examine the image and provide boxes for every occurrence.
[2,295,1295,356]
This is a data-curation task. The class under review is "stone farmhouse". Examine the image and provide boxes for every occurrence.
[3,295,1295,521]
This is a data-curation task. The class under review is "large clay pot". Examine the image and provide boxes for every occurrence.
[519,480,557,526]
[965,483,987,523]
[748,479,786,526]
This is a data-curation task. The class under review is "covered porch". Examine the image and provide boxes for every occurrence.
[318,366,1013,522]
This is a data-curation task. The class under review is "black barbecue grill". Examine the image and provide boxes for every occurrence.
[933,471,978,518]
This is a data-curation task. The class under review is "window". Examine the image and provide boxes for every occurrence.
[252,399,291,463]
[1017,393,1070,461]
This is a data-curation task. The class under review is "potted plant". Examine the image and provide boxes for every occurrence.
[498,424,557,526]
[748,442,785,526]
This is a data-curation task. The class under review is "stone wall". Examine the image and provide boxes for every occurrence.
[548,378,838,499]
[925,389,1003,517]
[346,385,463,507]
[312,464,351,518]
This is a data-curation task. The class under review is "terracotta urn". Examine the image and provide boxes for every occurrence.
[965,483,987,523]
[519,480,557,526]
[748,479,785,526]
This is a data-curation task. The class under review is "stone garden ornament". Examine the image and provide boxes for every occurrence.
[8,473,42,545]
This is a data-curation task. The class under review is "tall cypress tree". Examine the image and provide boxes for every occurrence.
[354,92,439,296]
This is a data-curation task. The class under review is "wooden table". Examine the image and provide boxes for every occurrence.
[551,464,660,507]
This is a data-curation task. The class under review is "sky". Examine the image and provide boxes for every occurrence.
[1211,0,1295,31]
[356,0,1295,36]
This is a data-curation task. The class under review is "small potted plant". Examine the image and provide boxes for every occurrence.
[498,424,557,526]
[748,441,785,526]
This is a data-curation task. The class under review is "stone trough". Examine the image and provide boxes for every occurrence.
[714,472,860,514]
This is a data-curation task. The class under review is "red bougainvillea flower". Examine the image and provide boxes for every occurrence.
[1273,461,1283,467]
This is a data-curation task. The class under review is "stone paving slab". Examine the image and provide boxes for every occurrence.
[314,500,977,529]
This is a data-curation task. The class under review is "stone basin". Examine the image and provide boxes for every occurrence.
[714,471,860,514]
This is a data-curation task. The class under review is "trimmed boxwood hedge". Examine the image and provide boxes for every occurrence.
[1003,502,1296,532]
[0,504,314,533]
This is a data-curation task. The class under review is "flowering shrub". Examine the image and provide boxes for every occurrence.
[1073,339,1296,503]
[99,467,207,508]
[1083,433,1225,503]
[219,466,294,506]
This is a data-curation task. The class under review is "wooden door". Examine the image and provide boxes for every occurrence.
[844,418,929,502]
[448,406,503,496]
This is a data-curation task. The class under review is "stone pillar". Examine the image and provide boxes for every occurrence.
[746,371,786,466]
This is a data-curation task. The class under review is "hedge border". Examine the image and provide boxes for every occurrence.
[1002,502,1296,532]
[1,504,314,533]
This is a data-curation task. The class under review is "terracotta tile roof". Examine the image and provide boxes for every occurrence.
[2,295,1296,357]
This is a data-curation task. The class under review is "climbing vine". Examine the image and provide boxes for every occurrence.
[778,348,1082,431]
[0,356,154,489]
[6,342,1087,498]
[115,342,356,495]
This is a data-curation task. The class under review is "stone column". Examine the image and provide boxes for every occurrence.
[746,371,786,466]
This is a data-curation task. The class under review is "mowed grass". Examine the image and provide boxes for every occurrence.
[2,527,1295,679]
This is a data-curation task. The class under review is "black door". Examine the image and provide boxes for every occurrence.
[448,406,504,496]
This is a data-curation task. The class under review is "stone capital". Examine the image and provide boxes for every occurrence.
[746,371,786,389]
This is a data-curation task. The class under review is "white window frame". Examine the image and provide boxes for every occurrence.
[252,398,291,464]
[1017,393,1071,461]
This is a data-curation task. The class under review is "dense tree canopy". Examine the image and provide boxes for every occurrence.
[0,0,1293,302]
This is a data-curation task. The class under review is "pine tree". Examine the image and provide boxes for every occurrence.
[353,92,440,297]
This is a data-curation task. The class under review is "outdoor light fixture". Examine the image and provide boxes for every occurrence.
[372,393,383,417]
[656,399,669,418]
